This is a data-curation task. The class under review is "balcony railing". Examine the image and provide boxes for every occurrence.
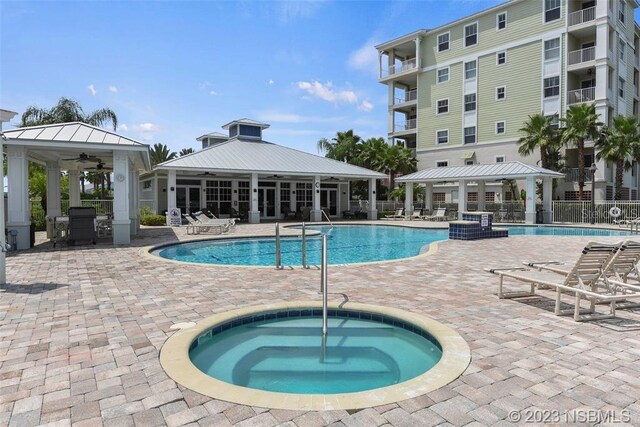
[385,58,417,77]
[568,6,596,26]
[568,46,596,65]
[394,119,417,132]
[567,87,596,104]
[565,168,594,182]
[394,89,417,105]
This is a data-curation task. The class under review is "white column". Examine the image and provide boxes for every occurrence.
[595,64,608,101]
[424,183,433,213]
[112,151,131,245]
[128,162,136,235]
[45,162,62,239]
[542,177,553,224]
[6,146,31,250]
[477,181,486,212]
[368,178,378,220]
[378,51,383,79]
[457,180,468,220]
[0,133,5,282]
[525,176,537,224]
[152,175,159,214]
[311,175,322,222]
[131,169,140,233]
[249,173,259,224]
[388,81,395,138]
[167,170,177,212]
[415,37,421,68]
[404,183,413,217]
[68,170,81,207]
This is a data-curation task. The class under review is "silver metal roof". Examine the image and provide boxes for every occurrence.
[397,161,565,183]
[2,122,145,146]
[155,138,386,179]
[221,118,270,130]
[196,132,228,141]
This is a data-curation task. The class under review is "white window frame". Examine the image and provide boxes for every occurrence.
[464,22,478,48]
[619,76,626,98]
[465,159,475,166]
[619,0,626,25]
[436,160,449,168]
[543,76,560,98]
[543,0,561,24]
[436,129,449,145]
[437,31,450,53]
[436,98,449,115]
[496,50,507,66]
[464,93,477,112]
[463,126,477,144]
[464,60,477,80]
[437,66,450,84]
[496,12,507,31]
[544,38,561,61]
[495,155,506,163]
[619,37,626,62]
[495,121,506,135]
[496,86,506,101]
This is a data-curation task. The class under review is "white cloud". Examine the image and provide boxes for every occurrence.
[120,124,129,131]
[209,90,218,96]
[348,38,379,73]
[130,122,160,141]
[296,81,357,104]
[268,79,275,85]
[277,0,325,23]
[257,110,342,124]
[109,85,118,93]
[87,84,96,96]
[358,100,374,112]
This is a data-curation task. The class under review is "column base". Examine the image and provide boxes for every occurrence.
[112,220,131,245]
[310,210,322,222]
[6,223,32,250]
[129,217,139,235]
[525,212,536,224]
[543,211,553,224]
[367,209,377,220]
[248,211,260,224]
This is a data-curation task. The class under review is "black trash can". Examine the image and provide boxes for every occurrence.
[536,206,543,224]
[30,223,35,248]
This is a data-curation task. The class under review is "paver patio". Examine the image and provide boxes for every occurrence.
[1,223,639,426]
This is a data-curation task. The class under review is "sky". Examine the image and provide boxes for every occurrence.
[3,0,634,156]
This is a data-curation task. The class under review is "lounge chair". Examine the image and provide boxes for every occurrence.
[384,209,404,220]
[408,209,422,220]
[193,211,234,232]
[422,208,446,221]
[182,214,224,235]
[282,206,297,220]
[485,241,640,321]
[342,207,362,219]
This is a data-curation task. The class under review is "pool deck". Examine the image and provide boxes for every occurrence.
[2,222,639,426]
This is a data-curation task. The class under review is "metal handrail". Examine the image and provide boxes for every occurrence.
[568,6,596,26]
[568,46,596,65]
[567,87,596,105]
[275,222,282,269]
[301,222,308,269]
[321,234,328,336]
[321,210,334,228]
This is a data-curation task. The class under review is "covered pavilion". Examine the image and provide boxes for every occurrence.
[397,162,565,224]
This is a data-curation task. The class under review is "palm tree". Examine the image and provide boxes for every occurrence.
[317,130,362,163]
[179,148,194,156]
[560,103,602,200]
[150,143,177,166]
[518,114,560,170]
[358,137,387,170]
[595,116,640,200]
[21,97,118,130]
[378,144,417,197]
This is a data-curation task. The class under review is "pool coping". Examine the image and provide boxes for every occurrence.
[159,301,471,410]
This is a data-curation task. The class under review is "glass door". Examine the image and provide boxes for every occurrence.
[188,187,201,214]
[176,187,187,214]
[177,186,201,214]
[258,188,277,218]
[320,189,338,216]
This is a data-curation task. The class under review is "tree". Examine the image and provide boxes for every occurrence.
[377,143,417,198]
[358,137,387,171]
[595,116,640,200]
[150,143,177,166]
[560,103,602,200]
[179,148,194,156]
[316,130,362,163]
[518,114,560,170]
[21,97,118,130]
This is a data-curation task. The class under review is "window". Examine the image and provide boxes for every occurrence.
[142,181,152,190]
[497,51,507,65]
[237,181,250,214]
[497,12,507,30]
[295,182,313,211]
[619,0,626,24]
[619,77,625,98]
[464,126,476,144]
[436,161,448,168]
[495,155,505,163]
[619,38,625,61]
[280,182,290,213]
[433,193,445,202]
[608,67,614,89]
[496,86,506,100]
[464,93,477,112]
[465,160,475,166]
[437,32,450,52]
[544,38,560,60]
[464,60,477,79]
[437,67,449,83]
[544,0,561,22]
[464,23,478,47]
[205,180,233,215]
[496,121,506,134]
[467,192,478,202]
[436,130,449,144]
[544,76,560,98]
[437,99,449,114]
[546,114,559,129]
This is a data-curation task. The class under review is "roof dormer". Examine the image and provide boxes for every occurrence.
[222,118,270,140]
[196,132,229,149]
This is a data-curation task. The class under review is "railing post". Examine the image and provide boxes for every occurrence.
[321,234,328,336]
[301,222,307,269]
[275,222,282,269]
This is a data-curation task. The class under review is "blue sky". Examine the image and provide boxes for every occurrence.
[3,0,623,155]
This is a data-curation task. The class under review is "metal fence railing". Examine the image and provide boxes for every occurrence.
[30,199,114,224]
[552,201,640,224]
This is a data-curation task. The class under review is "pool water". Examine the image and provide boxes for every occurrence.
[189,316,442,394]
[154,224,631,266]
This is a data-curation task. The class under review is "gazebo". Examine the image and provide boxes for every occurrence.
[397,162,565,224]
[2,122,151,249]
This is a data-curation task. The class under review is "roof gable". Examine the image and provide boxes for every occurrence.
[397,161,564,182]
[2,122,146,146]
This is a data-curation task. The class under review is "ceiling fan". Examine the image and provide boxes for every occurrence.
[63,152,100,163]
[195,171,216,177]
[85,162,112,172]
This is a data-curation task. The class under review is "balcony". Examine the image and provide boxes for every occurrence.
[567,87,596,105]
[382,58,418,78]
[565,168,594,182]
[394,119,416,133]
[568,6,596,27]
[394,89,417,105]
[568,46,595,66]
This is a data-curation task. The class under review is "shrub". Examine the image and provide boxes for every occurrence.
[140,214,166,226]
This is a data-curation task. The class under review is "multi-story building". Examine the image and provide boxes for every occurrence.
[377,0,640,202]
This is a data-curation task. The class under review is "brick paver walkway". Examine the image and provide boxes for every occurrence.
[1,223,639,426]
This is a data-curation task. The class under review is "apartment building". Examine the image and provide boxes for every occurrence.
[377,0,640,202]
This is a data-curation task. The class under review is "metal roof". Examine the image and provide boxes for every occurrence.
[196,132,228,141]
[2,122,146,146]
[397,161,565,183]
[155,137,386,179]
[221,118,270,130]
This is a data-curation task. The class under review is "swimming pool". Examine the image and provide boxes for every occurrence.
[153,224,632,266]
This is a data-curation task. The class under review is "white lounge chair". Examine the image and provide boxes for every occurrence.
[384,209,404,220]
[485,241,640,321]
[422,208,446,221]
[182,214,224,235]
[408,209,422,220]
[194,211,234,232]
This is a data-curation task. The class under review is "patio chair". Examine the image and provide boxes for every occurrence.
[194,211,235,232]
[408,209,422,220]
[182,214,223,235]
[485,241,640,321]
[342,207,361,219]
[282,205,297,220]
[384,209,404,220]
[421,208,446,221]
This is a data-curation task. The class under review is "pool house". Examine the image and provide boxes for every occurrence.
[142,119,386,223]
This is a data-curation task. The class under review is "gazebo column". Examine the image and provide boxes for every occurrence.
[311,175,322,222]
[368,178,377,220]
[542,177,553,224]
[404,183,413,216]
[45,162,62,239]
[167,170,177,213]
[68,169,81,207]
[129,165,139,235]
[112,151,131,245]
[525,176,536,224]
[457,180,468,220]
[424,183,433,213]
[477,180,486,212]
[249,173,260,224]
[6,146,31,250]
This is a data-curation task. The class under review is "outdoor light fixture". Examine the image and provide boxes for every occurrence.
[170,187,175,192]
[590,163,597,225]
[253,188,257,192]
